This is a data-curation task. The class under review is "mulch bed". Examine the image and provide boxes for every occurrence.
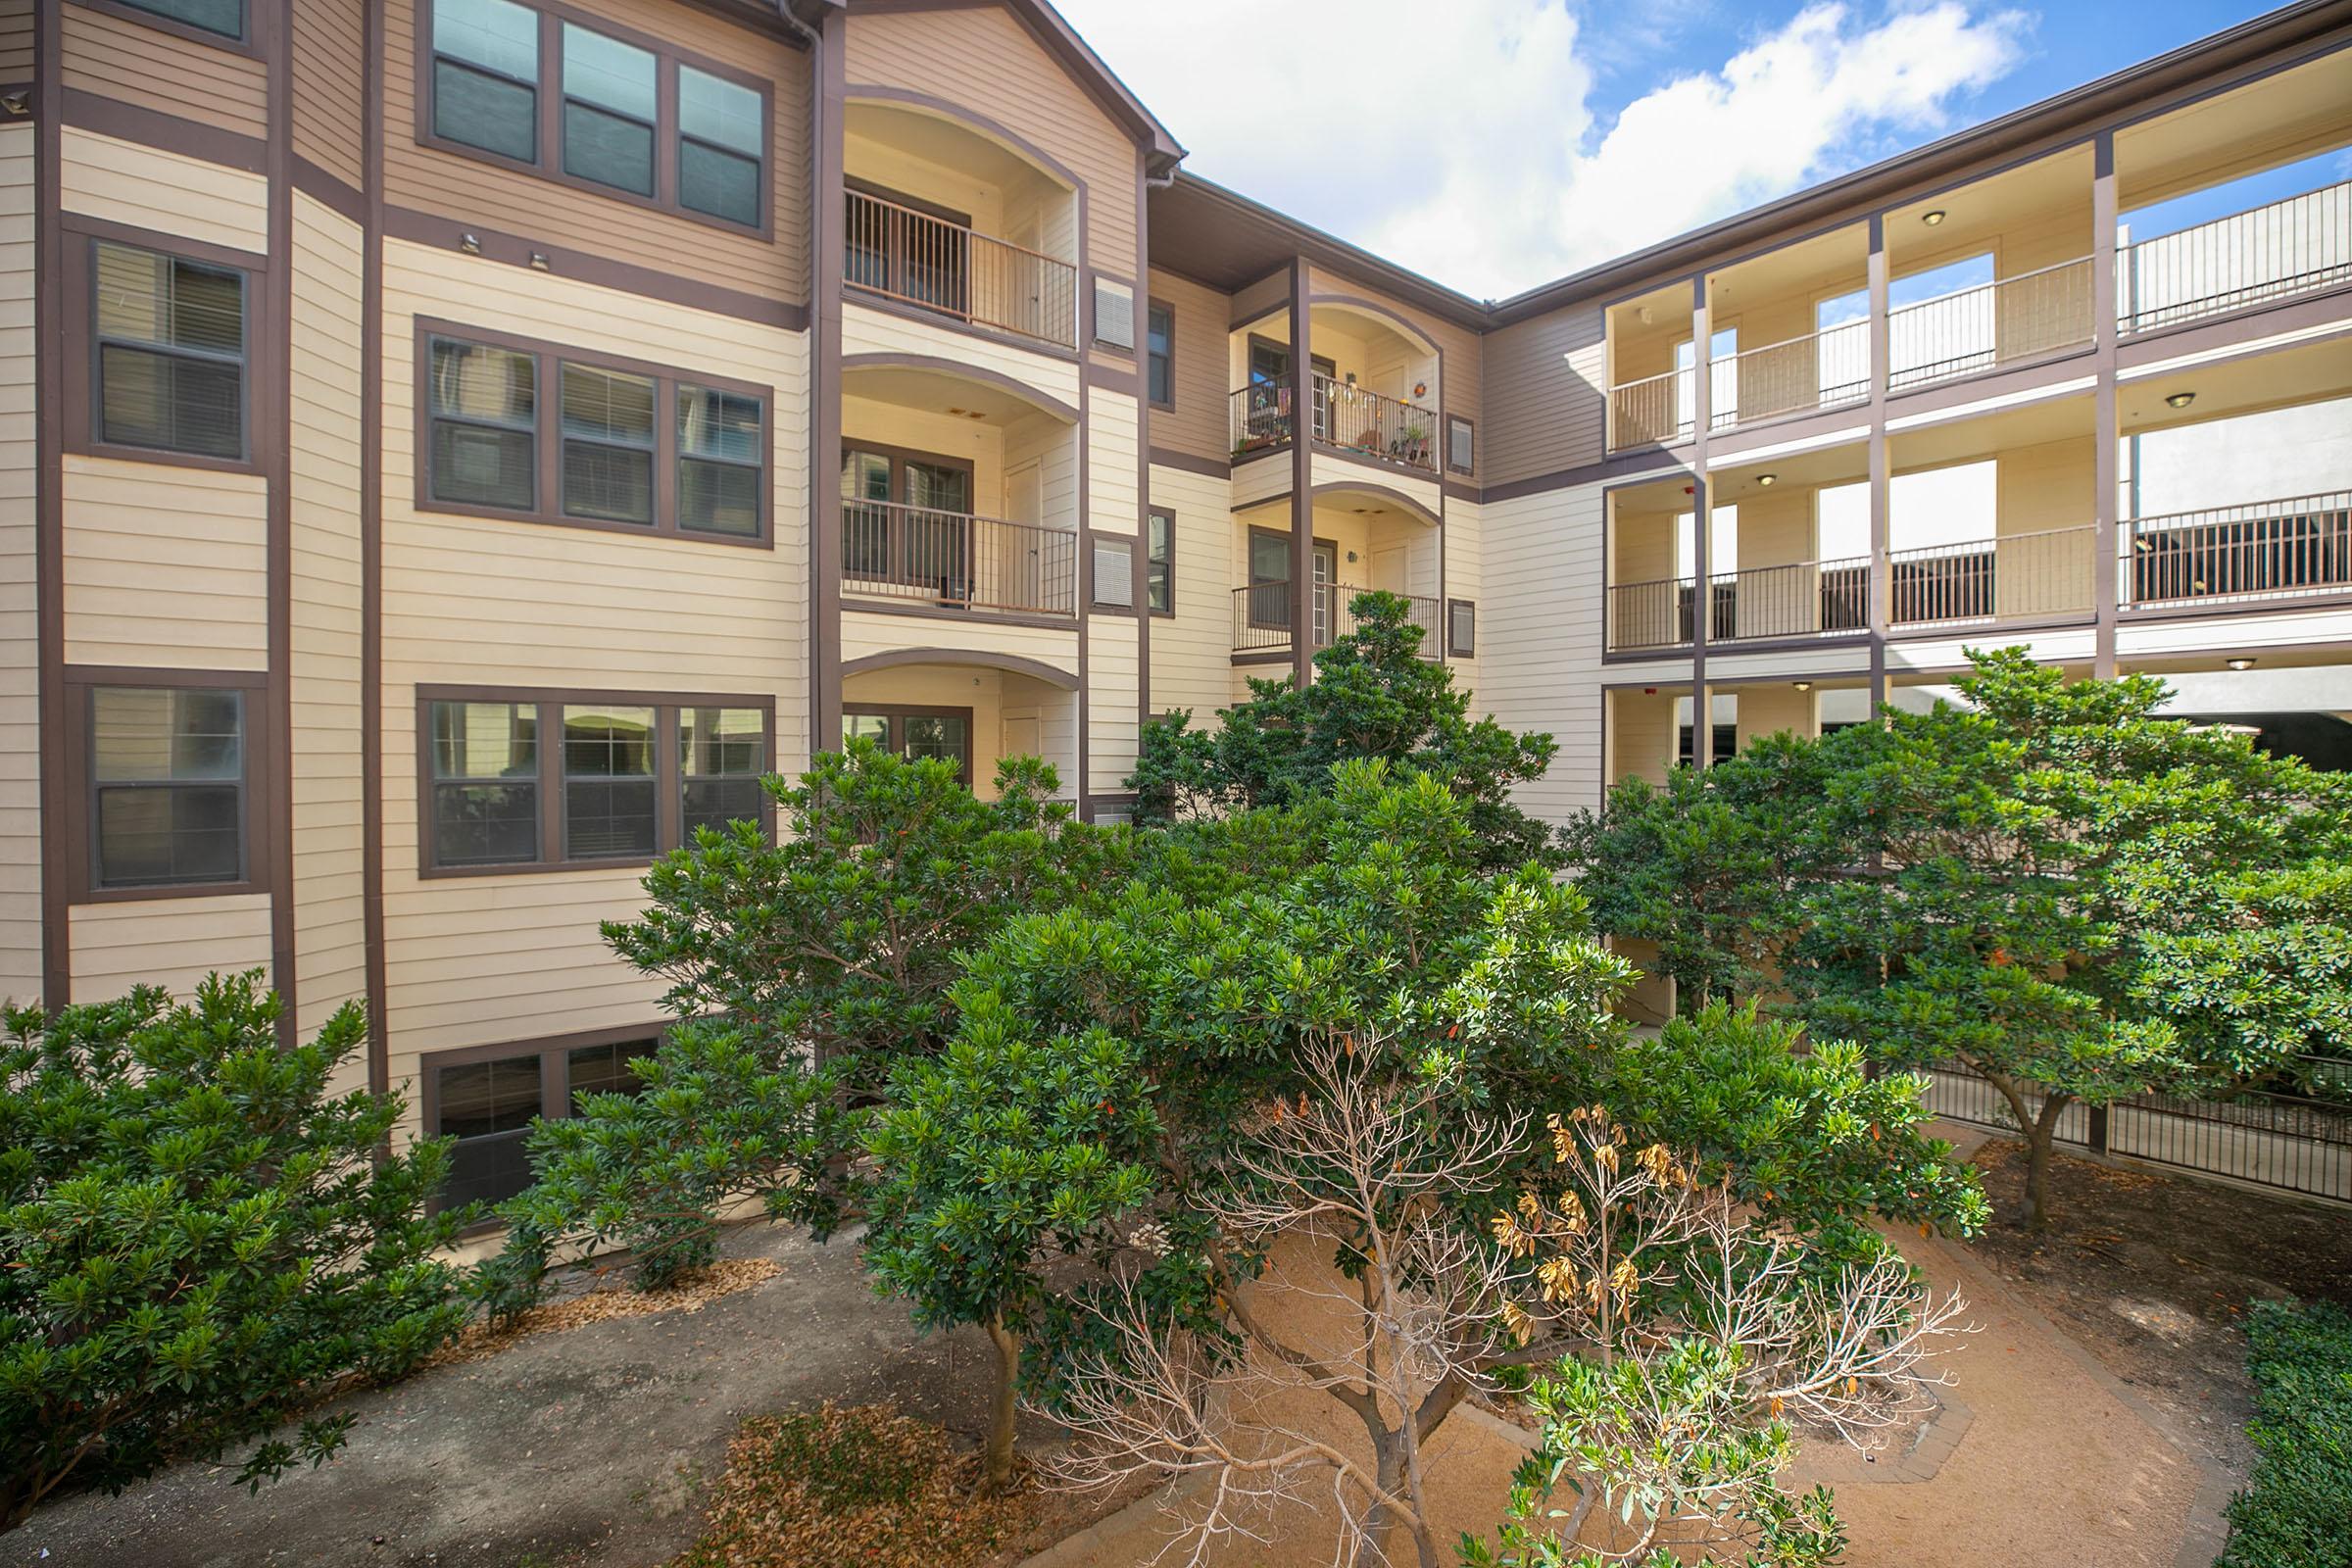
[1963,1138,2352,1473]
[421,1256,784,1370]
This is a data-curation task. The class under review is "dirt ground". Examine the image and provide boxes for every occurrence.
[1960,1133,2352,1478]
[3,1221,1106,1568]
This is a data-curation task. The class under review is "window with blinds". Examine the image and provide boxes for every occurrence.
[93,241,246,461]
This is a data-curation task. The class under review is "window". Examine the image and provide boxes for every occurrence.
[93,240,246,461]
[421,693,770,873]
[88,687,246,891]
[1246,526,1291,628]
[844,708,972,786]
[562,23,656,196]
[1093,536,1135,610]
[839,443,975,589]
[432,0,541,163]
[1447,599,1476,658]
[419,325,768,542]
[679,66,763,226]
[428,1032,658,1212]
[117,0,245,42]
[1146,509,1174,614]
[1446,415,1474,475]
[423,0,766,232]
[1146,302,1174,408]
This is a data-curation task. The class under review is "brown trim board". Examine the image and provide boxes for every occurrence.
[365,0,389,1092]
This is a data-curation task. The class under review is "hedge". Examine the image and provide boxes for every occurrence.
[2217,1298,2352,1568]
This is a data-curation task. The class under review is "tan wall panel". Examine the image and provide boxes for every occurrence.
[837,609,1077,679]
[0,124,33,1004]
[1087,612,1138,793]
[61,126,270,253]
[1483,306,1605,486]
[291,0,366,192]
[843,299,1081,411]
[845,4,1137,278]
[1310,450,1438,519]
[1738,684,1816,747]
[1088,388,1137,533]
[1608,687,1676,788]
[1484,484,1606,818]
[63,3,268,143]
[382,0,809,306]
[0,0,30,78]
[1147,463,1234,723]
[290,194,368,1035]
[69,894,273,1004]
[63,456,269,670]
[1146,268,1230,464]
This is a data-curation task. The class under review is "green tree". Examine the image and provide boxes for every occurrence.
[1127,591,1558,869]
[0,975,466,1531]
[863,1003,1157,1491]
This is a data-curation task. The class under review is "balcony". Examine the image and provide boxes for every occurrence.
[2125,492,2352,609]
[1226,374,1441,475]
[841,499,1078,617]
[1231,583,1444,659]
[1887,525,2095,624]
[1607,557,1868,653]
[1886,257,2094,392]
[1712,321,1871,429]
[2120,180,2351,335]
[844,187,1079,351]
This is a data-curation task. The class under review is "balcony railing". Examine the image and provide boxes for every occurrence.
[1709,321,1871,431]
[1319,377,1439,474]
[1889,525,2095,625]
[2120,181,2351,335]
[1607,368,1690,452]
[1230,376,1294,459]
[1232,583,1443,658]
[842,498,1077,616]
[1886,256,2094,391]
[2126,492,2352,608]
[844,188,1078,350]
[1703,556,1872,642]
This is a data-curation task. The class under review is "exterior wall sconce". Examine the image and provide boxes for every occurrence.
[1922,209,1947,226]
[1792,680,1812,691]
[2227,657,2256,670]
[2166,391,2196,409]
[459,233,481,255]
[529,252,552,271]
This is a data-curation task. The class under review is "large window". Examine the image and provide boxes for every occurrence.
[420,692,769,874]
[423,0,766,232]
[844,707,972,786]
[1146,509,1174,614]
[92,240,246,462]
[116,0,246,42]
[1146,301,1174,409]
[86,686,247,892]
[421,325,769,543]
[427,1031,659,1213]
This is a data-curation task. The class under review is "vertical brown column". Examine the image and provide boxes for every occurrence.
[1867,212,1891,716]
[2091,131,2121,678]
[363,0,389,1092]
[1688,275,1712,769]
[1288,257,1313,688]
[808,14,848,757]
[32,0,65,1010]
[265,0,296,1043]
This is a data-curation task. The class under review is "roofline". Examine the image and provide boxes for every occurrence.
[995,0,1188,172]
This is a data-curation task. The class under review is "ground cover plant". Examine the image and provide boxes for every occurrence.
[2214,1298,2352,1568]
[0,975,466,1532]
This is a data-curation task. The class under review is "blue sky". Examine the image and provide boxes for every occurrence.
[1054,0,2323,298]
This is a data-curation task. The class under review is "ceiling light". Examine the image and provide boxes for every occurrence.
[1922,209,1947,226]
[2165,391,2196,410]
[2227,657,2256,671]
[1792,680,1812,692]
[1756,473,1777,487]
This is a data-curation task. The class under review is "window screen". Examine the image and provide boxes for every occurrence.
[121,0,245,41]
[680,707,765,837]
[560,363,656,524]
[429,339,537,510]
[677,386,763,536]
[679,66,763,226]
[562,705,658,858]
[1146,510,1174,612]
[1448,599,1476,657]
[567,1038,657,1106]
[1447,415,1474,474]
[432,0,540,163]
[1147,303,1173,407]
[430,700,539,865]
[90,687,244,889]
[562,23,657,196]
[93,241,245,460]
[1094,537,1135,609]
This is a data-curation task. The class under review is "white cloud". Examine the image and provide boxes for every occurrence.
[1057,0,2031,299]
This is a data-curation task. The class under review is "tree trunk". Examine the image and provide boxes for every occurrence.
[1352,1430,1438,1568]
[982,1311,1020,1493]
[1983,1068,2068,1232]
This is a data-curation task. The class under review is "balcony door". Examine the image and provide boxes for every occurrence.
[845,178,970,318]
[844,706,972,785]
[1246,338,1336,444]
[841,444,975,605]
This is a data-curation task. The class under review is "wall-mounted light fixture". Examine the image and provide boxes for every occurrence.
[0,90,27,118]
[1755,473,1777,487]
[1792,680,1812,692]
[528,252,552,271]
[2165,391,2196,410]
[1922,209,1947,226]
[2226,657,2256,671]
[459,233,482,255]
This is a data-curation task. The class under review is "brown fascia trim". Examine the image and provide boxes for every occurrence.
[1487,0,2352,323]
[60,87,267,172]
[265,0,295,1044]
[1150,447,1228,479]
[365,0,390,1092]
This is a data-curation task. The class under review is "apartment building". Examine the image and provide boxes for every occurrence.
[4,0,2347,1201]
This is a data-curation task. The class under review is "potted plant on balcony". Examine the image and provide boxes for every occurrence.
[1394,420,1431,467]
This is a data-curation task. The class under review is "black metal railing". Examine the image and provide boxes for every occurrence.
[1316,376,1439,473]
[1702,556,1873,642]
[2126,492,2352,607]
[1230,376,1294,460]
[1231,583,1443,658]
[841,499,1077,616]
[1886,256,2094,390]
[1887,525,2094,625]
[2120,179,2351,334]
[844,188,1078,350]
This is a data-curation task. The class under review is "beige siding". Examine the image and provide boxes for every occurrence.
[1146,268,1231,463]
[62,2,269,143]
[0,0,30,78]
[378,238,810,1079]
[291,0,366,192]
[838,610,1078,680]
[0,124,32,1004]
[1608,688,1676,788]
[69,894,274,1004]
[1307,265,1482,482]
[1446,495,1485,693]
[60,126,270,254]
[1483,483,1607,820]
[1148,463,1235,722]
[1484,306,1607,488]
[845,4,1138,278]
[62,456,270,670]
[843,300,1081,411]
[1087,612,1139,794]
[291,194,368,1035]
[1088,389,1138,533]
[382,0,809,307]
[1311,450,1438,520]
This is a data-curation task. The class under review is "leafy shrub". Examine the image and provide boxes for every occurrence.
[0,974,468,1531]
[2218,1298,2352,1568]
